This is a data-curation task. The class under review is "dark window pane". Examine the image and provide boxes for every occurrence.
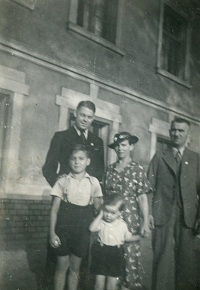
[77,0,85,27]
[164,7,182,38]
[102,0,118,43]
[76,0,118,43]
[161,5,188,79]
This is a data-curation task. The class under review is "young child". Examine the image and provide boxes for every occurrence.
[90,194,141,290]
[49,144,103,290]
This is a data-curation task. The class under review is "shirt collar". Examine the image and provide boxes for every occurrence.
[74,125,88,139]
[67,172,94,183]
[172,146,185,156]
[102,218,120,227]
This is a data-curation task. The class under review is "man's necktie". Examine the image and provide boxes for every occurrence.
[175,150,182,163]
[80,130,86,144]
[173,148,182,163]
[172,148,182,207]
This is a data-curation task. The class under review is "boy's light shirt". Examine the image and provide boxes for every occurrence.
[51,172,102,206]
[97,218,133,246]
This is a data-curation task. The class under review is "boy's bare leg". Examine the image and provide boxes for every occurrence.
[54,255,69,290]
[69,254,82,290]
[121,286,129,290]
[107,276,119,290]
[94,275,106,290]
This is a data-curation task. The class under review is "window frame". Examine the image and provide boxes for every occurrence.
[0,65,30,197]
[68,0,125,56]
[149,117,170,160]
[0,92,12,183]
[156,0,191,88]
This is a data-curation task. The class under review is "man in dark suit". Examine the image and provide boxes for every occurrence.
[43,100,104,185]
[42,100,104,289]
[148,118,200,290]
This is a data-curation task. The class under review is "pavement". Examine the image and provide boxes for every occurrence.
[0,236,153,290]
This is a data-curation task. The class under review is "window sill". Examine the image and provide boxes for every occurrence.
[12,0,36,10]
[156,68,191,89]
[68,22,125,57]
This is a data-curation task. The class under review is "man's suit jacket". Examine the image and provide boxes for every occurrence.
[148,147,200,228]
[42,126,104,187]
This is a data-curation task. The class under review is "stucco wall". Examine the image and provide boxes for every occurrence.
[0,48,200,192]
[0,0,200,115]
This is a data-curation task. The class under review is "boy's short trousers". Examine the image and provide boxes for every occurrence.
[54,202,93,258]
[90,241,125,277]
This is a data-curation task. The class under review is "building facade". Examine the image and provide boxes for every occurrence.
[0,0,200,289]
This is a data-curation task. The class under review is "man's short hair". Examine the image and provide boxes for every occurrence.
[77,100,96,113]
[104,193,125,211]
[171,117,191,128]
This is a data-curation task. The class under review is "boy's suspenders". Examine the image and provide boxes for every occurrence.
[62,175,70,202]
[62,174,94,205]
[89,180,94,205]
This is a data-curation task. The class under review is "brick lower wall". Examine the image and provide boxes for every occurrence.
[0,198,51,249]
[0,198,51,290]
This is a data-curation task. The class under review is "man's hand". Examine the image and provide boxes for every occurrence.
[49,233,61,248]
[149,214,155,230]
[194,218,200,235]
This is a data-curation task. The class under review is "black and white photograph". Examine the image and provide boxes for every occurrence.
[0,0,200,289]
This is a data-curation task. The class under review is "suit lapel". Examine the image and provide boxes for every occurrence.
[180,148,190,176]
[87,131,95,145]
[162,147,177,176]
[63,126,81,143]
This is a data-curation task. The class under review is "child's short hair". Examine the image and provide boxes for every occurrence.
[69,144,91,159]
[104,193,125,211]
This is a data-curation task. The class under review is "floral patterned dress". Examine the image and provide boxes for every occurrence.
[104,161,151,289]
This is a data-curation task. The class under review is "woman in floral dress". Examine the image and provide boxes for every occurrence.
[104,132,151,290]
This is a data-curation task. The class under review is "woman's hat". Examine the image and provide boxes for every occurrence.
[108,131,139,149]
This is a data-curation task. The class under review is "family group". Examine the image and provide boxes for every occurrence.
[42,100,200,290]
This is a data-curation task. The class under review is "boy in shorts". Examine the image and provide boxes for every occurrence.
[90,193,141,290]
[49,144,103,290]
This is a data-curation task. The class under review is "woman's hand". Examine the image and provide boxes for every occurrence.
[138,193,151,237]
[49,233,61,248]
[140,221,151,238]
[149,214,155,230]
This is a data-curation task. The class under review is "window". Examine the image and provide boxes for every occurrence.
[157,3,190,86]
[76,0,118,43]
[162,5,188,79]
[68,0,124,55]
